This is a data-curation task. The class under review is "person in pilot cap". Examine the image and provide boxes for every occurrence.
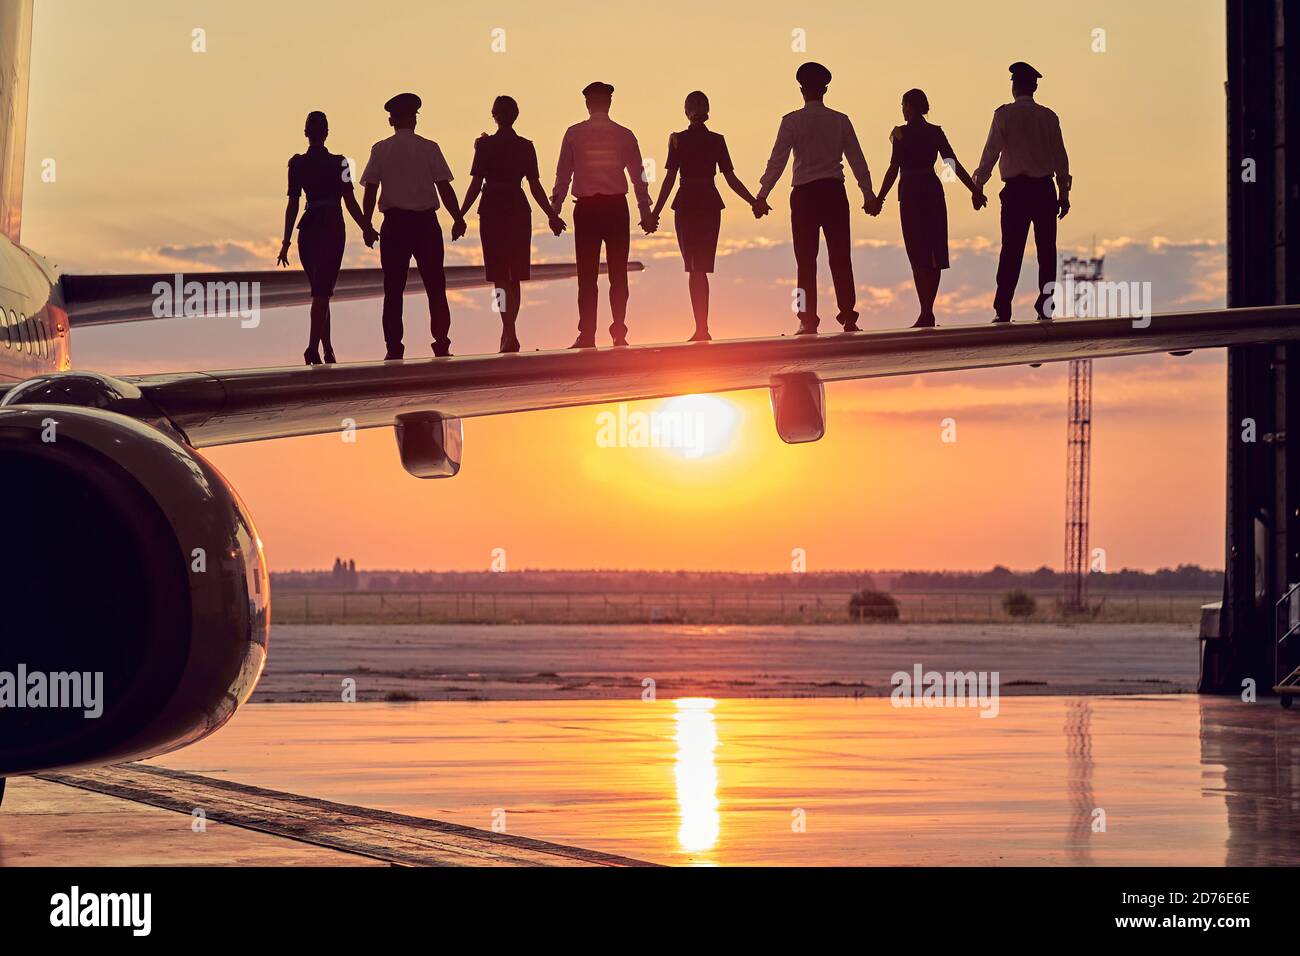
[755,61,876,336]
[551,80,656,348]
[359,92,467,359]
[972,62,1072,323]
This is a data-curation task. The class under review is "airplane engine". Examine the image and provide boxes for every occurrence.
[0,397,268,776]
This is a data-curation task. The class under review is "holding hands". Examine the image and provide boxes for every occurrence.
[549,214,567,236]
[971,189,988,211]
[450,218,467,241]
[362,223,380,248]
[863,193,883,217]
[639,211,659,235]
[751,196,772,219]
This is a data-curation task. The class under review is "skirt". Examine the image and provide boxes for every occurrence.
[898,170,950,271]
[674,206,722,273]
[297,205,346,298]
[480,195,532,283]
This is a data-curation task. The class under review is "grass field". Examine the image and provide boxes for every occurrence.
[268,590,1217,626]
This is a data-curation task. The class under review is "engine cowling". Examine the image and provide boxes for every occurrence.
[0,402,268,774]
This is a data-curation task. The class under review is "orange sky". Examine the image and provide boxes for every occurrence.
[23,0,1229,571]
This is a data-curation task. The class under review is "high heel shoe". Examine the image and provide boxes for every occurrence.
[322,347,337,364]
[499,330,520,353]
[688,329,712,343]
[911,314,936,328]
[304,346,322,365]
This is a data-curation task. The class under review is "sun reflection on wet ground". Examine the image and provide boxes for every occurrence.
[151,695,1300,866]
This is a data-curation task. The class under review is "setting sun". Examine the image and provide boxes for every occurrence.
[656,394,741,460]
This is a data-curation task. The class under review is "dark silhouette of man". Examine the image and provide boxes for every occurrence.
[360,92,467,358]
[756,62,875,335]
[973,62,1072,323]
[551,81,656,349]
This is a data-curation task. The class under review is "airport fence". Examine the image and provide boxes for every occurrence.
[268,590,1218,626]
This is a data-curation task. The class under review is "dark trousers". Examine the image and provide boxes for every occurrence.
[994,176,1058,320]
[790,178,856,326]
[573,194,631,341]
[380,207,450,357]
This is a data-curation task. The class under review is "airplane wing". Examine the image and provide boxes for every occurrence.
[73,304,1299,454]
[59,262,641,327]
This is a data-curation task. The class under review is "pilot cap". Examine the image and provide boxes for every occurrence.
[582,81,615,98]
[1009,61,1042,79]
[384,92,422,115]
[796,61,832,88]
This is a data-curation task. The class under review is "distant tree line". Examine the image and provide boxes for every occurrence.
[271,564,1222,593]
[272,568,879,592]
[890,564,1222,592]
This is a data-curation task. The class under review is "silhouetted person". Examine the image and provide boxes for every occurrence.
[756,62,875,335]
[360,92,467,359]
[973,62,1071,323]
[650,91,761,342]
[459,96,566,353]
[551,81,656,349]
[277,111,377,364]
[873,90,987,328]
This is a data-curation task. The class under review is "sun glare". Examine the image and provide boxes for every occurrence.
[656,394,741,460]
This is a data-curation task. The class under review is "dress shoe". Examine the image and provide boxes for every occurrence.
[322,347,337,364]
[794,322,819,336]
[500,331,521,353]
[837,312,861,332]
[304,346,322,366]
[432,340,453,357]
[570,336,596,349]
[991,316,1011,324]
[688,329,712,343]
[912,315,936,328]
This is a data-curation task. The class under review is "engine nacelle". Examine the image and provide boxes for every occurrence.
[0,403,268,775]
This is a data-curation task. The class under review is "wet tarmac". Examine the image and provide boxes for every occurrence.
[111,694,1300,866]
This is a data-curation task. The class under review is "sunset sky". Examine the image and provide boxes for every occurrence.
[23,0,1228,572]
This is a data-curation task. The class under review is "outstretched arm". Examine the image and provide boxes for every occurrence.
[460,175,484,219]
[946,151,986,209]
[436,181,467,239]
[652,166,678,220]
[842,117,875,208]
[624,134,656,231]
[756,117,794,204]
[362,183,379,227]
[527,176,566,234]
[875,162,899,206]
[972,115,1001,188]
[721,168,758,206]
[342,190,379,243]
[551,129,574,212]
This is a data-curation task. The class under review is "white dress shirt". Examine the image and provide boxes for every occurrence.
[757,101,872,199]
[973,95,1071,188]
[359,128,455,213]
[551,112,653,212]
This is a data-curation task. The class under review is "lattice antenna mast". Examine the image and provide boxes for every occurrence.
[1062,254,1104,613]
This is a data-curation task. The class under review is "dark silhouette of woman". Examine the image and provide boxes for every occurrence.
[874,89,986,327]
[459,96,565,353]
[651,91,761,342]
[277,111,376,364]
